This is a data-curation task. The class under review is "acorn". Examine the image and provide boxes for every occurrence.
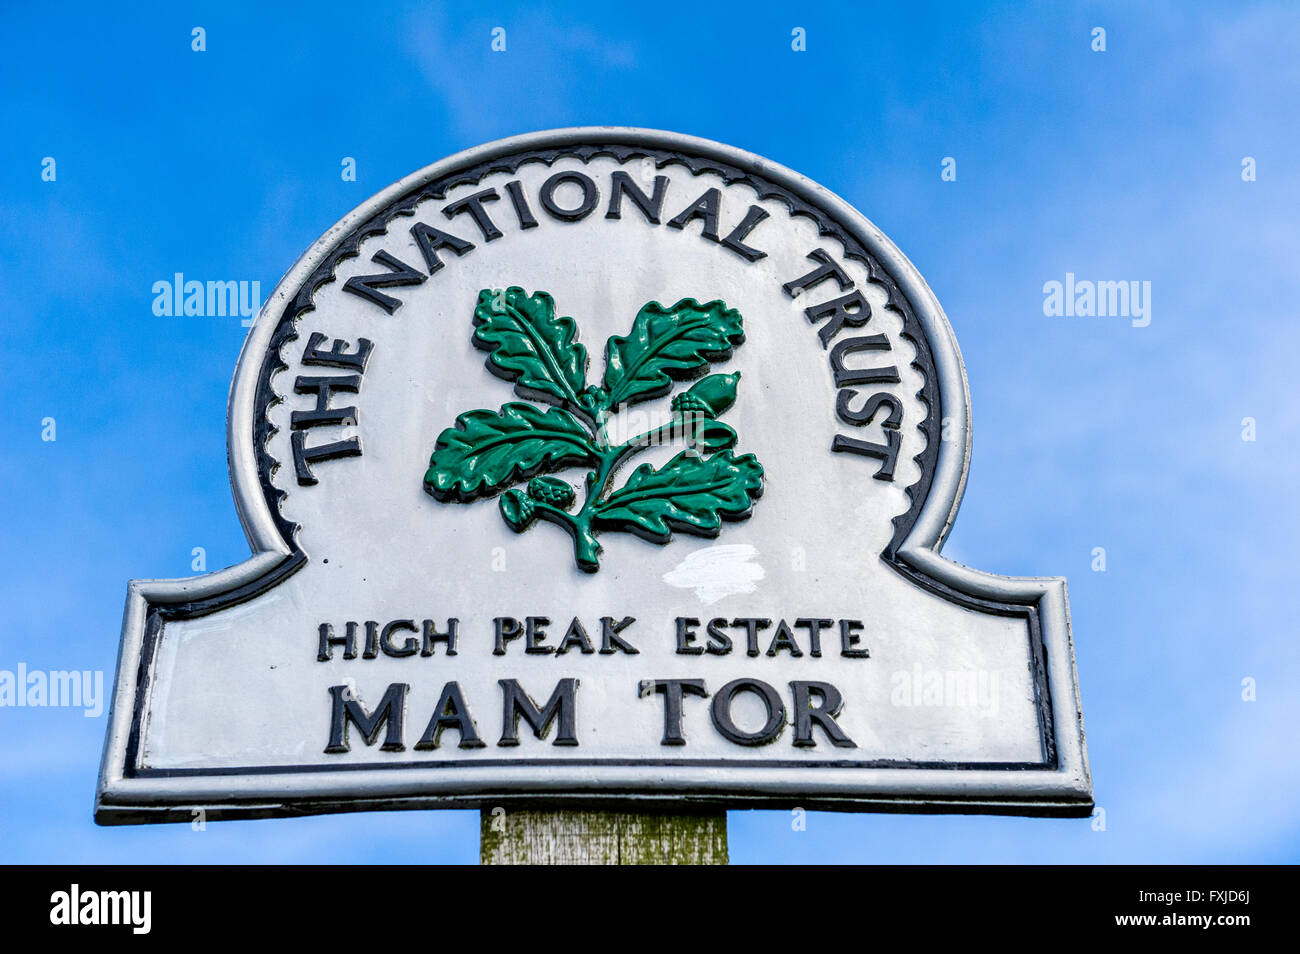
[672,372,740,419]
[499,489,536,530]
[527,475,575,509]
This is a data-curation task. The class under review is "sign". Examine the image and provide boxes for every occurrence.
[95,127,1091,824]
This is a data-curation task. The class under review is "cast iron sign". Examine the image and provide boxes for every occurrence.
[96,127,1092,823]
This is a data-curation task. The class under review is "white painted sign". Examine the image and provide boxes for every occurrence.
[96,128,1091,823]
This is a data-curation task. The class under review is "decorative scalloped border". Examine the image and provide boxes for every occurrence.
[252,143,939,561]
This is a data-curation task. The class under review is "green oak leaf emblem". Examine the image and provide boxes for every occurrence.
[423,286,765,572]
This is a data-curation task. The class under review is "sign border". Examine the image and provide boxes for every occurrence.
[95,127,1092,824]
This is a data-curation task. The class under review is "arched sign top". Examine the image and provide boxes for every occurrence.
[98,127,1089,825]
[229,127,969,565]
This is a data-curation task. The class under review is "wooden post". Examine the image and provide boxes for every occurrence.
[480,809,727,865]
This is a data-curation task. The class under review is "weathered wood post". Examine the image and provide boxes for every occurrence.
[480,809,727,865]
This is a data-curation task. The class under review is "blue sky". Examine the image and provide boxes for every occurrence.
[2,0,1297,863]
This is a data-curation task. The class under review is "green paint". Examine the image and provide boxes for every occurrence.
[424,287,765,572]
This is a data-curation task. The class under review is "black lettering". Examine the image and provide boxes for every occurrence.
[290,374,359,430]
[732,617,771,657]
[709,678,785,746]
[503,180,539,230]
[539,171,599,222]
[414,682,486,750]
[599,616,639,654]
[443,188,503,241]
[342,249,426,314]
[720,205,769,262]
[675,617,704,655]
[410,221,474,273]
[837,390,903,429]
[525,616,553,654]
[782,248,851,298]
[493,616,523,655]
[794,618,833,658]
[790,681,856,748]
[765,620,803,657]
[292,432,361,486]
[325,682,406,753]
[302,333,373,372]
[380,619,418,657]
[498,678,579,746]
[705,618,732,655]
[421,618,459,656]
[807,291,872,347]
[606,170,668,224]
[642,679,709,746]
[830,334,898,387]
[831,432,901,481]
[556,617,595,655]
[839,619,869,657]
[666,187,721,240]
[316,622,356,661]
